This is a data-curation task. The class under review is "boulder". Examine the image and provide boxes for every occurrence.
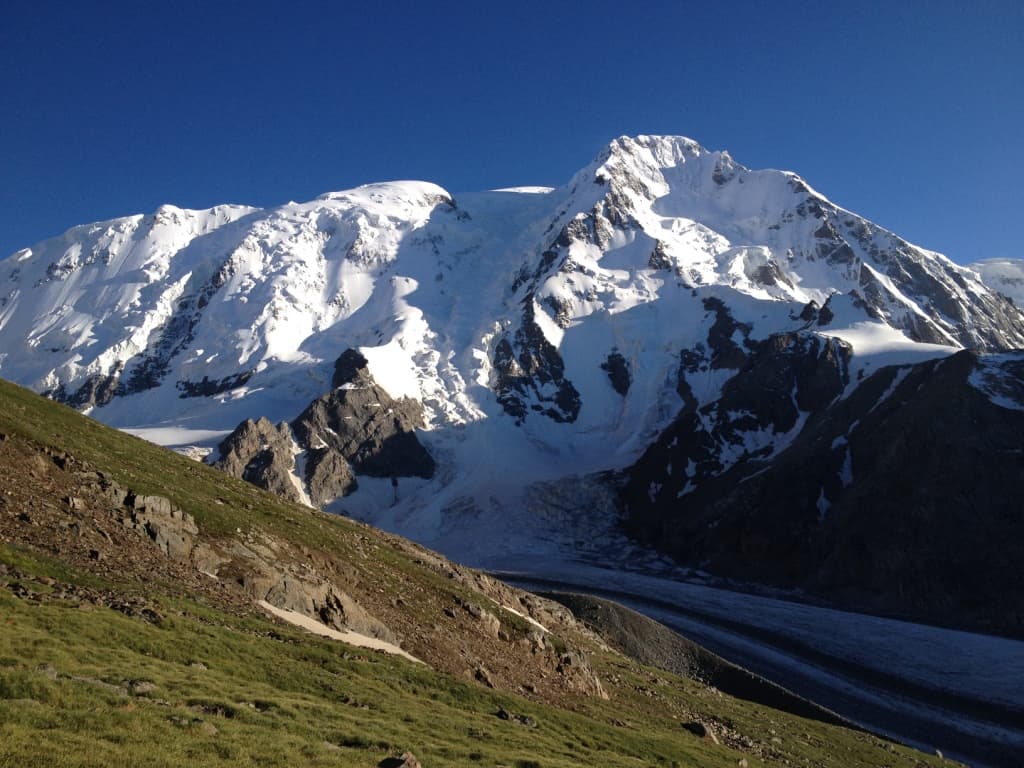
[122,492,198,561]
[556,650,608,700]
[378,753,422,768]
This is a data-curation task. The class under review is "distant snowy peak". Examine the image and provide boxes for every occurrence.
[315,180,455,208]
[969,258,1024,307]
[530,134,1024,352]
[2,133,1023,600]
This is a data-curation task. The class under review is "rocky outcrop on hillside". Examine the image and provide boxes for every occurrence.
[118,491,199,560]
[0,418,616,704]
[10,448,396,642]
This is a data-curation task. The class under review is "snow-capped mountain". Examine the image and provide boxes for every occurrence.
[2,135,1023,631]
[969,258,1024,308]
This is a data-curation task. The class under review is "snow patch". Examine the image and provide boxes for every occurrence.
[968,352,1024,412]
[257,601,420,662]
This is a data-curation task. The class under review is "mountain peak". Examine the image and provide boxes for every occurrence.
[608,134,708,159]
[316,180,454,207]
[585,134,712,183]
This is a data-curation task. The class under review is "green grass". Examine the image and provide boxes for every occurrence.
[0,553,711,768]
[0,379,955,767]
[0,379,350,544]
[0,543,954,768]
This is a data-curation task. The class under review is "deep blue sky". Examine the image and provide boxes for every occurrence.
[2,1,1021,263]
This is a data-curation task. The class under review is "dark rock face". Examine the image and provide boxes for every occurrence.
[648,240,673,270]
[493,301,581,425]
[631,330,852,508]
[624,350,1024,636]
[601,351,631,396]
[176,371,254,398]
[213,418,302,503]
[292,350,434,485]
[789,190,1024,351]
[293,387,433,480]
[303,448,356,508]
[703,297,752,370]
[45,254,255,409]
[720,332,852,431]
[331,348,370,388]
[857,266,951,346]
[212,349,434,507]
[45,365,123,409]
[120,256,238,395]
[751,260,793,289]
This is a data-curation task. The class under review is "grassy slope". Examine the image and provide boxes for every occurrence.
[0,380,951,767]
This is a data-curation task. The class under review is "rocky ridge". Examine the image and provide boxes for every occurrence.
[623,349,1024,635]
[213,348,435,506]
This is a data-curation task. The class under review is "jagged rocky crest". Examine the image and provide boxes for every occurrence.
[212,417,303,503]
[214,349,434,506]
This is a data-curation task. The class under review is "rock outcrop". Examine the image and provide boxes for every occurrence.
[25,450,400,645]
[120,492,199,561]
[222,534,397,643]
[212,418,302,503]
[291,349,434,504]
[214,349,434,507]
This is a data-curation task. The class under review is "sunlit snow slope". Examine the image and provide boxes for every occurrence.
[969,258,1024,308]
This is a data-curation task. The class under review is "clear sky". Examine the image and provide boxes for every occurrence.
[2,1,1021,264]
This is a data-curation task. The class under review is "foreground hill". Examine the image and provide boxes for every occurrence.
[0,378,958,767]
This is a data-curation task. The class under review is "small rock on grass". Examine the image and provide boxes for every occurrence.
[496,707,538,728]
[681,721,720,744]
[474,665,495,688]
[195,721,218,737]
[378,752,421,768]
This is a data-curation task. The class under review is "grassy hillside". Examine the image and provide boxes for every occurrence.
[0,379,953,767]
